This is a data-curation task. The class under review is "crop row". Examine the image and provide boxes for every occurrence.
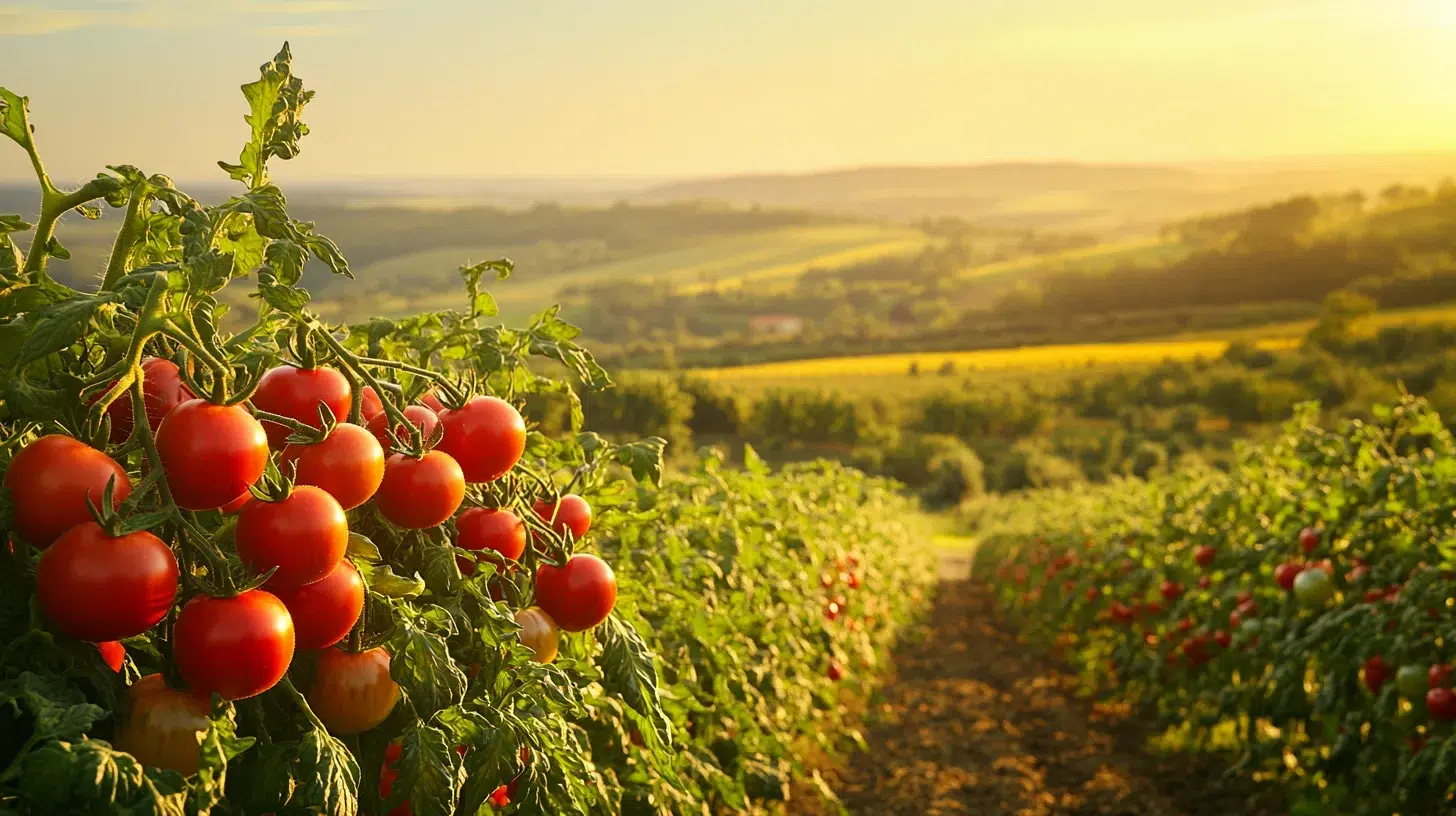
[975,398,1456,816]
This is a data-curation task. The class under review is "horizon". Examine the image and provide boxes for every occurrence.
[3,0,1455,183]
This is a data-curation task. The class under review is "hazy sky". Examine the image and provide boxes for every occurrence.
[1,0,1454,183]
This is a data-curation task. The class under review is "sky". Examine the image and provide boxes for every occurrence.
[1,0,1455,183]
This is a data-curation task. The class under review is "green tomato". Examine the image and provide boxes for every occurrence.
[1397,665,1428,699]
[1293,568,1334,609]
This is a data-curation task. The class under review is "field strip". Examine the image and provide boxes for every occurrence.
[690,338,1299,381]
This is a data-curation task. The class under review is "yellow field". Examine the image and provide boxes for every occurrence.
[690,338,1299,383]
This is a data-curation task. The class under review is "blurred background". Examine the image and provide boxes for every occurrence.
[6,0,1456,506]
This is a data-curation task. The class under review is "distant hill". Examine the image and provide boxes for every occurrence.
[632,156,1456,235]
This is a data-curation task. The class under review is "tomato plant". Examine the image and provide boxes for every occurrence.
[0,47,938,816]
[976,399,1456,816]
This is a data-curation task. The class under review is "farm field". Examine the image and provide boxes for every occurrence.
[688,337,1298,393]
[1159,301,1456,343]
[347,223,930,324]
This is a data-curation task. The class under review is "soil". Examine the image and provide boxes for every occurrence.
[795,578,1286,816]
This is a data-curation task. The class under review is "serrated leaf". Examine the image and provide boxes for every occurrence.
[391,625,466,719]
[220,43,314,189]
[16,295,107,367]
[256,278,310,315]
[598,614,674,749]
[616,437,667,486]
[421,544,462,597]
[17,739,189,815]
[386,723,462,816]
[291,727,361,816]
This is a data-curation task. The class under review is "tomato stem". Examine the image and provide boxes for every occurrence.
[99,183,151,291]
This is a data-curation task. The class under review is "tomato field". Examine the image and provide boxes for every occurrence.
[975,397,1456,815]
[0,47,937,815]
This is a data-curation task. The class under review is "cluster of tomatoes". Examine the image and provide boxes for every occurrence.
[819,553,867,683]
[3,358,621,791]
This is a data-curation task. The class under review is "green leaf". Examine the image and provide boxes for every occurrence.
[291,727,361,816]
[346,532,383,562]
[265,238,308,286]
[743,443,769,476]
[615,437,667,486]
[16,739,188,815]
[44,235,70,261]
[219,43,315,189]
[598,615,674,749]
[4,372,81,424]
[255,277,311,315]
[0,282,61,314]
[421,544,462,597]
[386,723,462,816]
[0,88,34,148]
[0,672,108,742]
[16,294,108,367]
[356,560,424,598]
[0,213,33,234]
[391,624,466,718]
[192,701,256,813]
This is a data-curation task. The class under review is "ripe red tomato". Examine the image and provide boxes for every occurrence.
[825,601,841,621]
[1212,630,1232,649]
[1197,575,1211,590]
[4,435,132,548]
[1159,580,1183,602]
[1431,664,1454,689]
[1274,562,1302,591]
[534,553,617,632]
[820,573,834,589]
[113,674,211,775]
[173,590,295,700]
[96,641,125,672]
[1428,687,1456,721]
[827,662,845,682]
[490,786,510,808]
[375,451,466,529]
[533,494,592,540]
[36,522,178,641]
[436,396,526,482]
[281,423,384,510]
[1235,590,1253,605]
[1085,587,1099,602]
[1298,527,1320,554]
[1194,545,1216,568]
[94,357,196,443]
[846,573,861,590]
[268,559,364,650]
[251,365,353,448]
[456,507,526,574]
[418,391,445,414]
[360,386,385,422]
[236,485,348,588]
[515,606,561,664]
[156,399,269,510]
[1364,655,1392,694]
[368,405,440,451]
[307,647,400,734]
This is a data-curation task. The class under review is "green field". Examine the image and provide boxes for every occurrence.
[1159,302,1456,343]
[347,223,929,324]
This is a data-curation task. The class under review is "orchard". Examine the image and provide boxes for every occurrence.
[978,399,1456,815]
[0,47,937,814]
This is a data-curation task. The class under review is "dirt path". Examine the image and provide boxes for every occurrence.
[798,576,1285,816]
